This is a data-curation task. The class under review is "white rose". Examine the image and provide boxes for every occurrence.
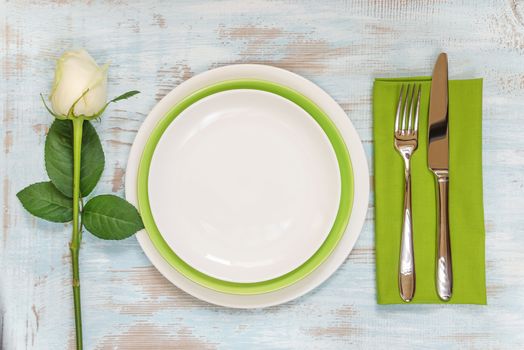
[50,49,108,117]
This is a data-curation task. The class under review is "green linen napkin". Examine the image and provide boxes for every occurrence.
[373,77,486,304]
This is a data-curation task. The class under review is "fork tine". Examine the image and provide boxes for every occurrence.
[395,85,404,133]
[414,84,421,133]
[401,84,411,133]
[407,83,416,132]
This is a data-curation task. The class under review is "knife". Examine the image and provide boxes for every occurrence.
[428,52,453,301]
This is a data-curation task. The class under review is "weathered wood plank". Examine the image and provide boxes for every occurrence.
[1,0,523,349]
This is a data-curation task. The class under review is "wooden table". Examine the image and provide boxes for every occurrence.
[2,1,523,348]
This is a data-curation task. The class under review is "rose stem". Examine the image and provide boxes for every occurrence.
[70,117,84,350]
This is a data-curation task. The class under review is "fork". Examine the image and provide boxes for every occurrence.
[394,84,421,302]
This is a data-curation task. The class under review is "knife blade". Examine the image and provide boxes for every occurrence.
[428,52,453,301]
[428,53,449,171]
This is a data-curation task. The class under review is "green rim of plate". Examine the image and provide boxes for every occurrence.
[138,79,354,295]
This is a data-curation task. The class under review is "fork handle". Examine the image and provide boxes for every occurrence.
[434,171,453,301]
[399,162,415,302]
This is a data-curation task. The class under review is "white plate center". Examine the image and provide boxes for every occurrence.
[148,89,341,283]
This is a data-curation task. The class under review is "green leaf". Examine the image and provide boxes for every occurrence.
[17,182,73,223]
[82,195,143,240]
[45,119,105,198]
[110,90,140,103]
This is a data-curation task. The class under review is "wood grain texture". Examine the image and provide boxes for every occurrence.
[1,0,524,349]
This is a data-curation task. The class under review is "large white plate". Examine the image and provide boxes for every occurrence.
[148,89,341,283]
[126,64,369,308]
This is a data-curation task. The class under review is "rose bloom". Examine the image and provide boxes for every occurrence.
[50,49,108,117]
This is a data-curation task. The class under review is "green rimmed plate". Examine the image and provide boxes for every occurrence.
[137,79,353,294]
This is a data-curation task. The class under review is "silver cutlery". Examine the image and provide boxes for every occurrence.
[394,83,421,302]
[428,52,453,301]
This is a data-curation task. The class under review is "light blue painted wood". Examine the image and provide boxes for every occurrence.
[1,0,523,349]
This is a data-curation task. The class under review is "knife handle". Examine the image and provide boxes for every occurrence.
[435,171,453,301]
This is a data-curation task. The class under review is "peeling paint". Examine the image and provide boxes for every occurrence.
[488,2,524,52]
[155,63,194,102]
[105,266,211,315]
[218,24,285,41]
[153,13,166,28]
[2,178,10,243]
[31,305,40,332]
[96,323,217,349]
[111,164,125,192]
[218,25,349,74]
[106,139,132,147]
[3,132,13,154]
[307,324,357,339]
[31,124,49,135]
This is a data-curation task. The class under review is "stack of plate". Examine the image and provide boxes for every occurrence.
[125,65,369,308]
